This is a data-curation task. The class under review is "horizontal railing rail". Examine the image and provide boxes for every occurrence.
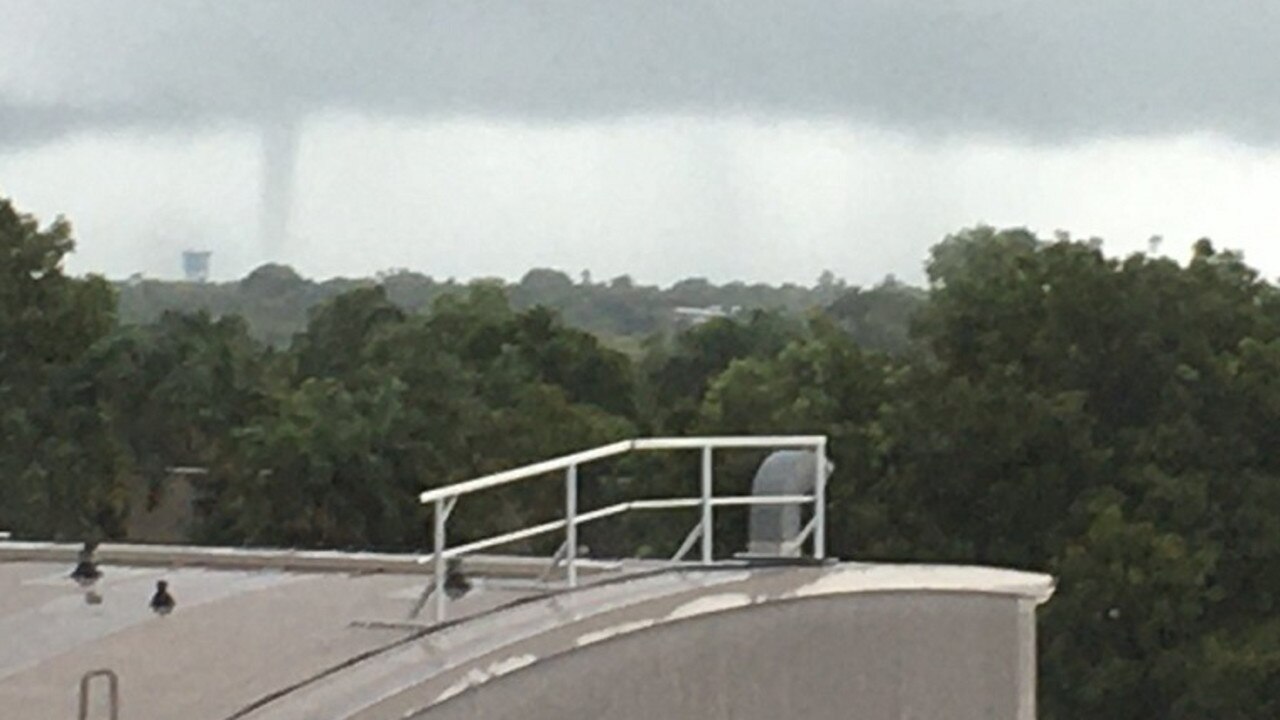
[431,495,816,560]
[414,435,828,622]
[417,436,825,505]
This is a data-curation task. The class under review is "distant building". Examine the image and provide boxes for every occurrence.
[673,305,738,326]
[182,250,212,282]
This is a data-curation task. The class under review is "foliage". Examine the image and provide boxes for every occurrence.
[696,227,1280,717]
[116,264,882,351]
[823,276,925,356]
[0,199,122,538]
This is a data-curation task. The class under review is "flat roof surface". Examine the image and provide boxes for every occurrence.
[0,542,1053,720]
[0,550,553,720]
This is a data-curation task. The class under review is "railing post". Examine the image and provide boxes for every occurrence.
[433,497,447,623]
[814,439,827,560]
[565,463,578,587]
[700,445,713,563]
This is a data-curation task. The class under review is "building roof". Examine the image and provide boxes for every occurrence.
[0,541,1053,720]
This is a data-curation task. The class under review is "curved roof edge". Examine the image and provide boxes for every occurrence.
[787,562,1056,605]
[282,562,1055,720]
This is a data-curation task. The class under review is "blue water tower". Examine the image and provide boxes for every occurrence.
[182,251,211,282]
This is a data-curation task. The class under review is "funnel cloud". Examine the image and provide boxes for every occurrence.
[259,118,299,253]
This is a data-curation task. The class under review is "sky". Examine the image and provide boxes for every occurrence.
[1,1,1279,285]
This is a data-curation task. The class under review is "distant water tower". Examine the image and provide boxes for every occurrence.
[183,251,212,283]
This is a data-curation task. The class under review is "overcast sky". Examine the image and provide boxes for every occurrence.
[2,1,1279,285]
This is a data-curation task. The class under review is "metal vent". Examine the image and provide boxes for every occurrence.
[747,450,834,557]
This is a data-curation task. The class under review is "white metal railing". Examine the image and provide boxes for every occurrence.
[415,435,828,622]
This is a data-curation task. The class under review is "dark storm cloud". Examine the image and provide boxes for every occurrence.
[3,0,1279,146]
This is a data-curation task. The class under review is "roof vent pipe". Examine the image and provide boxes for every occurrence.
[746,450,833,557]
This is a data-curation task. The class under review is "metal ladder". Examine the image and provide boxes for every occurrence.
[78,669,119,720]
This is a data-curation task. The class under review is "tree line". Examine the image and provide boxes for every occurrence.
[116,258,922,354]
[2,195,1276,718]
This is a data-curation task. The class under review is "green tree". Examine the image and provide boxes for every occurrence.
[211,375,419,548]
[824,277,925,355]
[903,228,1280,719]
[0,198,121,538]
[201,284,638,550]
[84,311,272,527]
[641,310,804,433]
[696,318,891,556]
